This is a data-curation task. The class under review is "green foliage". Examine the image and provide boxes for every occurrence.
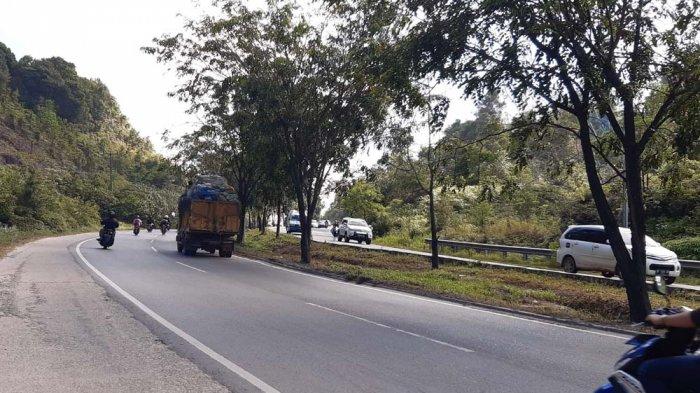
[0,42,182,232]
[339,180,390,234]
[664,237,700,260]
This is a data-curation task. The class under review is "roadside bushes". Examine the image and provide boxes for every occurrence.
[0,166,99,231]
[664,237,700,260]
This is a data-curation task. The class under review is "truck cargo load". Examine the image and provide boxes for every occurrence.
[176,175,241,257]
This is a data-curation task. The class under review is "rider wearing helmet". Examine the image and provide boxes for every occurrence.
[99,211,119,239]
[132,215,143,229]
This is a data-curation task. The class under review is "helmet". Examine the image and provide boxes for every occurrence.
[109,211,116,218]
[136,215,140,219]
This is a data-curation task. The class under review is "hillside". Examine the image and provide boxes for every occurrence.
[0,42,181,231]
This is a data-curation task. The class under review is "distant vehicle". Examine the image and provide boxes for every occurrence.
[318,220,329,228]
[311,219,319,228]
[337,217,373,244]
[556,225,681,284]
[286,210,301,233]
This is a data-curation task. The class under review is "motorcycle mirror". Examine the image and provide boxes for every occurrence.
[653,274,668,296]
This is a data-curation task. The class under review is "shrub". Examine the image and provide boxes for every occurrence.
[483,218,559,247]
[664,237,700,260]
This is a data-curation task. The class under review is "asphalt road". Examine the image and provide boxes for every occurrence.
[73,231,628,393]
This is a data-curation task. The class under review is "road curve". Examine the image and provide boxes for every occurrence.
[73,231,627,393]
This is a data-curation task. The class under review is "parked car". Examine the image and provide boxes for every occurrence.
[337,217,373,244]
[556,225,681,284]
[286,211,301,233]
[311,219,319,228]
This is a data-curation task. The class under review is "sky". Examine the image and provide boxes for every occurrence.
[0,0,481,210]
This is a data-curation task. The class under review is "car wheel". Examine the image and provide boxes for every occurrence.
[184,247,197,256]
[366,239,371,245]
[562,256,577,273]
[177,243,183,253]
[664,276,676,285]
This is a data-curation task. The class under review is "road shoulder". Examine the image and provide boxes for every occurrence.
[0,233,227,393]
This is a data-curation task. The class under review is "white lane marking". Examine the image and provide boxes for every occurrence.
[307,302,474,354]
[236,256,626,340]
[176,261,206,273]
[150,239,155,244]
[75,240,278,393]
[151,246,158,253]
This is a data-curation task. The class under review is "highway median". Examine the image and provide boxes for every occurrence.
[237,231,700,330]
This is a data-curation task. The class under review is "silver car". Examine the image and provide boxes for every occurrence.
[556,225,681,284]
[337,217,373,244]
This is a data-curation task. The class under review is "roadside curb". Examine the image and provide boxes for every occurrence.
[234,251,641,337]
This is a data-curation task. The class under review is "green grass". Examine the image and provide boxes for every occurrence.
[374,235,557,268]
[237,231,700,328]
[375,235,700,286]
[0,226,98,258]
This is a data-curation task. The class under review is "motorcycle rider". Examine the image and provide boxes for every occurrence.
[159,216,170,230]
[99,211,119,239]
[132,215,143,234]
[634,309,700,393]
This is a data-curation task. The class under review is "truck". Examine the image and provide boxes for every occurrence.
[176,199,240,257]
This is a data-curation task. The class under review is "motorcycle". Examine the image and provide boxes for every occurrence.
[98,228,115,249]
[133,226,140,236]
[595,272,698,393]
[160,222,170,235]
[147,222,155,233]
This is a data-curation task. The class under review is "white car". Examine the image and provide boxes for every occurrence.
[556,225,681,284]
[311,220,319,228]
[337,217,373,244]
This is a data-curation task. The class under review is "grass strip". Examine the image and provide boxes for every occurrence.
[373,235,700,286]
[237,231,699,329]
[0,226,99,258]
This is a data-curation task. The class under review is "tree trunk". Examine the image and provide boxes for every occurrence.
[578,117,650,322]
[298,207,311,264]
[237,204,247,244]
[428,174,439,269]
[276,202,282,238]
[622,103,651,322]
[261,208,267,234]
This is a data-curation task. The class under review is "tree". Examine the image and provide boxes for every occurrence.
[331,0,700,322]
[169,118,267,243]
[339,180,387,224]
[381,95,452,268]
[146,1,391,263]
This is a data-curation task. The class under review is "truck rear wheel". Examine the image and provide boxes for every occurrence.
[184,247,197,256]
[219,250,232,258]
[177,243,183,253]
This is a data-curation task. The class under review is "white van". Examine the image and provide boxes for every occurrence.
[556,225,681,284]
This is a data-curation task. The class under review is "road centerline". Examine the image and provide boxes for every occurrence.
[238,255,627,340]
[306,302,475,354]
[176,261,207,273]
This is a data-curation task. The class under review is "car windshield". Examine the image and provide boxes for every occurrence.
[290,214,299,221]
[348,219,367,226]
[619,231,660,247]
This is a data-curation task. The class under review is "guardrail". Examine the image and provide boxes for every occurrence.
[424,238,700,271]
